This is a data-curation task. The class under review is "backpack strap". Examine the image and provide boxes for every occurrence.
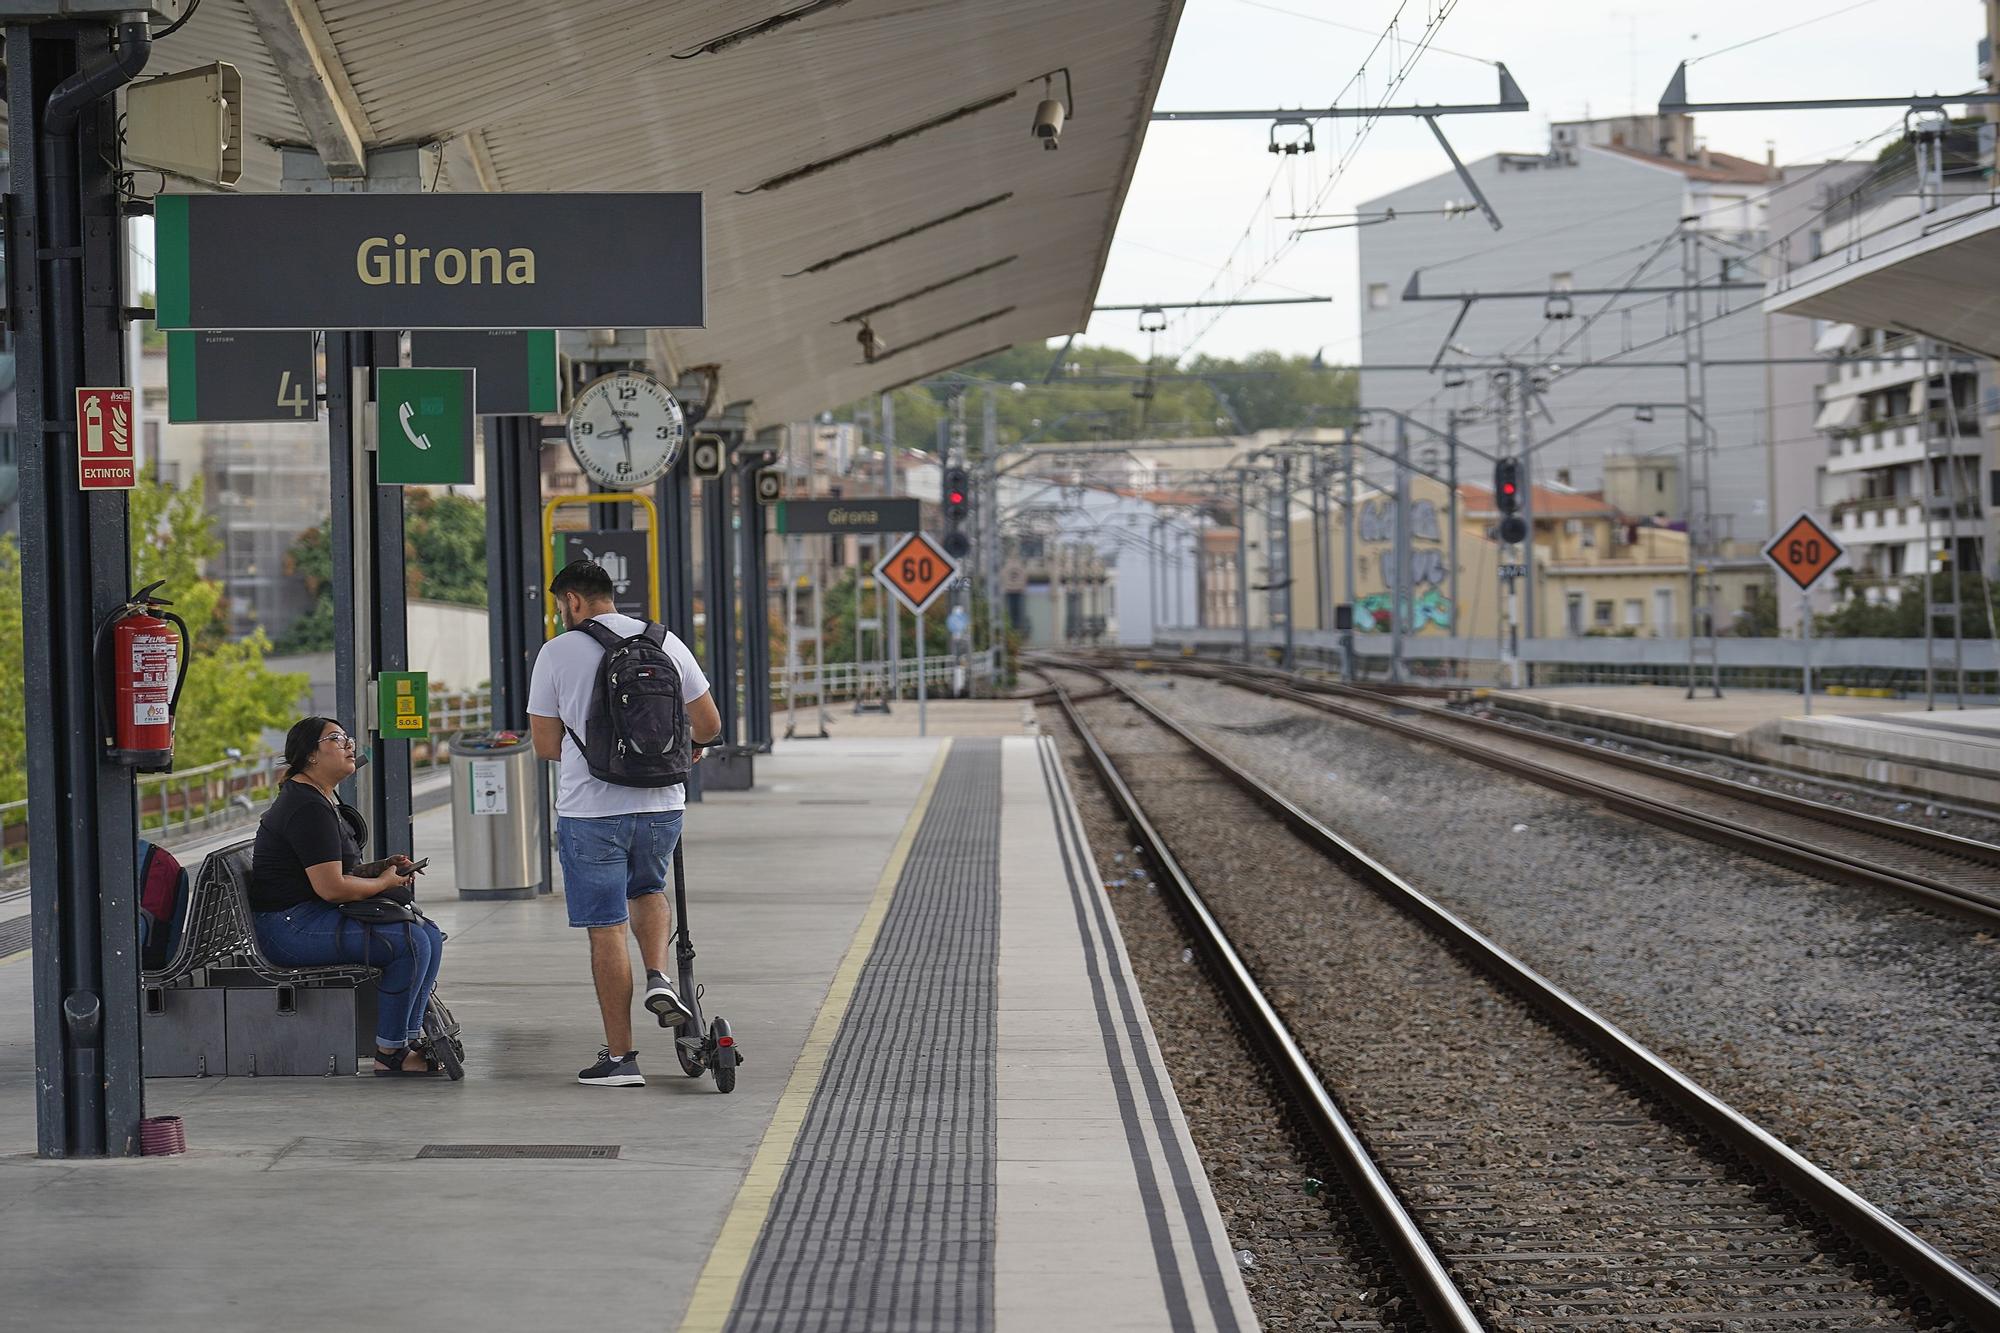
[571,618,623,651]
[644,622,667,647]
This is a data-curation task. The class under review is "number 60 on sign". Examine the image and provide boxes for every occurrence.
[1762,511,1845,593]
[874,532,961,616]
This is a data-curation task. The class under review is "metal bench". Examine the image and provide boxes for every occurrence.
[142,840,382,1076]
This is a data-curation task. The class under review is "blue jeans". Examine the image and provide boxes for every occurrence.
[255,900,445,1050]
[557,811,683,928]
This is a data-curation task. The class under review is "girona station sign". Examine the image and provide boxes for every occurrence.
[153,192,704,331]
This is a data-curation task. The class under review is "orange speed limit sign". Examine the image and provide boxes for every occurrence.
[874,531,960,615]
[1762,511,1845,592]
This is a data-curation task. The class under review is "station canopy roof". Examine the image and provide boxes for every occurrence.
[147,0,1186,428]
[1763,194,2000,359]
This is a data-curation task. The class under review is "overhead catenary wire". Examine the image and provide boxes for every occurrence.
[1684,0,1888,67]
[1153,0,1466,365]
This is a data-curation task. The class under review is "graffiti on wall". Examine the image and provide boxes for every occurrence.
[1353,498,1453,632]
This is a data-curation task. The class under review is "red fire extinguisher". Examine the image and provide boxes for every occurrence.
[96,581,192,772]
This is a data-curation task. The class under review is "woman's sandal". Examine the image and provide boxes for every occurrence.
[372,1047,437,1076]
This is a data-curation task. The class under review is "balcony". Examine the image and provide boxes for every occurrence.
[1831,495,1985,547]
[1825,342,1931,399]
[1823,416,1981,475]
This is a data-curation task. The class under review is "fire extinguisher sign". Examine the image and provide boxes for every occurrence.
[76,387,138,490]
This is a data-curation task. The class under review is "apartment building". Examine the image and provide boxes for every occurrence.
[1815,326,1985,601]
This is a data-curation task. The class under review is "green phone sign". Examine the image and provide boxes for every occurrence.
[376,367,475,486]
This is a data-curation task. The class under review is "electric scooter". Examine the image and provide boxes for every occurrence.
[666,842,740,1092]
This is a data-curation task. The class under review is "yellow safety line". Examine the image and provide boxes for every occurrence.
[0,950,27,967]
[675,738,954,1333]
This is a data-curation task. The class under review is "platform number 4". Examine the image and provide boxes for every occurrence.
[276,370,310,418]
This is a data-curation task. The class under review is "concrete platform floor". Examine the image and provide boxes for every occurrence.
[1496,684,1933,738]
[0,735,1251,1333]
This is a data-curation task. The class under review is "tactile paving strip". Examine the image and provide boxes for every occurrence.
[725,740,1001,1332]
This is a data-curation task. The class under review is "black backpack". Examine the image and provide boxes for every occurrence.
[564,619,692,787]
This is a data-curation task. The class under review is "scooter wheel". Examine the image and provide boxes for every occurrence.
[710,1016,737,1094]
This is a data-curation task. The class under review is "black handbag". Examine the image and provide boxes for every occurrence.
[334,803,421,924]
[339,893,418,926]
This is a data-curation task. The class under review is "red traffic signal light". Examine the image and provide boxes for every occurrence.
[1493,459,1521,515]
[948,489,965,506]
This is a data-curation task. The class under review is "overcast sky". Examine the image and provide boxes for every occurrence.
[1080,0,1985,365]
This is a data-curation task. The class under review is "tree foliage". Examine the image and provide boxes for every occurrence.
[129,471,308,765]
[1817,571,2000,638]
[0,472,308,802]
[275,490,488,653]
[832,343,1357,453]
[405,491,488,606]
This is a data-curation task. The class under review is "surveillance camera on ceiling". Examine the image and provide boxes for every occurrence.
[1033,98,1065,150]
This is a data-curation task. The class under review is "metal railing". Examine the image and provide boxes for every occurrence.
[1156,627,2000,698]
[774,656,994,703]
[0,696,491,870]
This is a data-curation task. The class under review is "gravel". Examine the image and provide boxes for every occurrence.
[1116,668,2000,1289]
[1044,677,1936,1330]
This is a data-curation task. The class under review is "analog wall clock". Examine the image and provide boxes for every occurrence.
[564,370,685,489]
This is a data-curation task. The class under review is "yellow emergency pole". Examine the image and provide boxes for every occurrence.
[542,492,662,638]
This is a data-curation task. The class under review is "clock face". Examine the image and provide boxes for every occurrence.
[565,371,685,489]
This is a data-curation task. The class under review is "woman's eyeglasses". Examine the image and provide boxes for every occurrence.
[320,730,355,749]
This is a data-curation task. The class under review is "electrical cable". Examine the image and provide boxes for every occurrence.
[151,0,201,41]
[1153,0,1464,365]
[1684,0,1887,66]
[1234,0,1496,66]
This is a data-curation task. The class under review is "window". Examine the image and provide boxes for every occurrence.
[1368,283,1390,310]
[1566,592,1585,636]
[1653,588,1674,633]
[1593,600,1614,627]
[1624,599,1643,627]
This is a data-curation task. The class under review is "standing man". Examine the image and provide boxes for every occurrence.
[530,559,723,1087]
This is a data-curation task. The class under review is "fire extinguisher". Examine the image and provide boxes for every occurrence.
[95,581,192,773]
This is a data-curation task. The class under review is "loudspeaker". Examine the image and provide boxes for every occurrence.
[690,434,728,480]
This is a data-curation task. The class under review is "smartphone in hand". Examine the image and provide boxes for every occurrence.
[408,858,431,875]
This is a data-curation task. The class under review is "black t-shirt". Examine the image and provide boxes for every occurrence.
[248,781,362,913]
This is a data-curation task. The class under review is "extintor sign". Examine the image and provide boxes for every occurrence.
[76,386,138,490]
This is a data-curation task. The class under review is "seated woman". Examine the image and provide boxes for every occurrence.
[248,716,446,1076]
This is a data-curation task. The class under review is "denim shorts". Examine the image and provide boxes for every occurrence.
[556,811,683,928]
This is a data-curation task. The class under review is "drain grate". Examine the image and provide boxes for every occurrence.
[0,915,30,960]
[415,1144,620,1160]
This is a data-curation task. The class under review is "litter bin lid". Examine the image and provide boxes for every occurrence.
[453,730,533,755]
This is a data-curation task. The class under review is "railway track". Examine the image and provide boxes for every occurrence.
[1130,656,2000,927]
[1036,659,2000,1332]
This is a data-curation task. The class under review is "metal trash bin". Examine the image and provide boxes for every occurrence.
[449,731,545,900]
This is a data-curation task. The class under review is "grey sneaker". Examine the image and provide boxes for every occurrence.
[577,1048,644,1087]
[645,970,695,1029]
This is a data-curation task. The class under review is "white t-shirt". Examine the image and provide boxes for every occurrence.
[527,612,711,818]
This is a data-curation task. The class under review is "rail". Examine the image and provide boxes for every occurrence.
[1042,655,2000,1327]
[1039,668,1482,1333]
[1164,656,2000,926]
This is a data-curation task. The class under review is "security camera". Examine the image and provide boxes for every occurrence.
[1033,98,1065,150]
